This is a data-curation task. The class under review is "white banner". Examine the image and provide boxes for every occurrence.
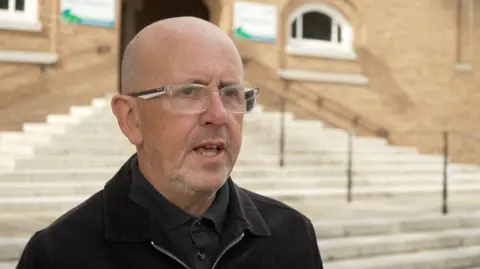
[61,0,116,28]
[233,1,277,43]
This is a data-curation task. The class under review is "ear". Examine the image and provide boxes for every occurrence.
[111,95,143,145]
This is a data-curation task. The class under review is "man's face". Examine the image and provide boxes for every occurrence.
[135,39,244,193]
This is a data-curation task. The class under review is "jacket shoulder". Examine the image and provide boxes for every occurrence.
[15,191,105,269]
[35,190,105,243]
[241,188,324,269]
[242,188,313,227]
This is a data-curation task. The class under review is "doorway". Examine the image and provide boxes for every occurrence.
[118,0,211,92]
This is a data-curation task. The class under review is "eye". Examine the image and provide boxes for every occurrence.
[174,85,206,98]
[180,85,200,95]
[222,85,245,99]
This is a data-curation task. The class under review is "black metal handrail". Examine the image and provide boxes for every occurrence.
[242,57,479,216]
[345,128,480,215]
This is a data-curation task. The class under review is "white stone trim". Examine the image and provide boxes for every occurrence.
[455,63,473,72]
[0,19,42,31]
[286,44,356,60]
[0,0,40,32]
[277,69,369,85]
[0,50,59,64]
[286,3,355,60]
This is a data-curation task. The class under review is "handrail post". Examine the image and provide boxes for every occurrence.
[347,117,358,202]
[279,95,286,167]
[442,131,449,215]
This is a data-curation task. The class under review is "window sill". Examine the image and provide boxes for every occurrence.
[0,50,59,64]
[455,63,473,72]
[277,68,369,85]
[0,19,43,32]
[286,44,357,61]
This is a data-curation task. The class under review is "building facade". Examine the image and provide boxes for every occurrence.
[0,0,478,161]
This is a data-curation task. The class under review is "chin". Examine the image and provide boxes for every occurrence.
[186,171,230,193]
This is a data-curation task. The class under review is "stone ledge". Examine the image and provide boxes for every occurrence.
[0,20,42,32]
[277,68,369,85]
[0,50,59,64]
[286,45,357,61]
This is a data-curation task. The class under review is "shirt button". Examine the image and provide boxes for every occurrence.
[197,251,206,260]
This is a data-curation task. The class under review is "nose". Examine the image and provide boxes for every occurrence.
[200,91,227,126]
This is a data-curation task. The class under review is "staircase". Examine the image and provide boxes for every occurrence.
[1,94,480,269]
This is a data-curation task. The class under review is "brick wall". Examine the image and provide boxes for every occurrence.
[232,0,480,163]
[2,0,480,163]
[0,0,119,131]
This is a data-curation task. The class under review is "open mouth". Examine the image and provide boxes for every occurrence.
[193,143,225,157]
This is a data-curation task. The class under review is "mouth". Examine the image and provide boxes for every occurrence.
[193,141,226,158]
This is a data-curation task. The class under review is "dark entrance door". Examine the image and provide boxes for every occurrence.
[118,0,210,92]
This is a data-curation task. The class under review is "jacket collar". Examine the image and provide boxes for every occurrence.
[103,154,271,243]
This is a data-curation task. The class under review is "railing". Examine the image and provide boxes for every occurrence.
[248,72,480,216]
[344,126,480,215]
[243,57,480,216]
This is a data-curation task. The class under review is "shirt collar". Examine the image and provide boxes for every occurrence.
[202,180,229,234]
[103,154,271,243]
[128,155,229,232]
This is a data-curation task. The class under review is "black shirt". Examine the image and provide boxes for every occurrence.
[128,157,230,269]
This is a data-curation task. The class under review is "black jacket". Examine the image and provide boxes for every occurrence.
[15,156,323,269]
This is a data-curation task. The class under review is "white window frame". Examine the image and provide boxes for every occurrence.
[0,0,42,32]
[286,4,356,60]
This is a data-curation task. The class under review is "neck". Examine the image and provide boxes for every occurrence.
[137,156,216,216]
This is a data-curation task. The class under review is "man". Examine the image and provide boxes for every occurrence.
[15,17,323,269]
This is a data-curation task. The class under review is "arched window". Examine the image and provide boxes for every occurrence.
[0,0,40,31]
[287,4,355,60]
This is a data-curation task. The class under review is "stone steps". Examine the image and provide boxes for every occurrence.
[0,153,453,170]
[319,227,480,262]
[0,261,17,269]
[0,166,475,181]
[1,183,479,213]
[1,143,419,158]
[1,95,480,269]
[235,176,478,189]
[323,245,480,269]
[3,213,480,267]
[0,137,388,151]
[1,155,472,170]
[0,237,28,261]
[313,213,480,238]
[0,168,476,182]
[289,197,480,221]
[8,155,447,168]
[1,176,479,198]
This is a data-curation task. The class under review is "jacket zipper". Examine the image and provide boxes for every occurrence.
[151,241,191,269]
[151,232,245,269]
[211,232,245,269]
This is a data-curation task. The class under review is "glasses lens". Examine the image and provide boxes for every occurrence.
[169,84,258,114]
[221,85,258,113]
[171,84,209,113]
[244,89,257,112]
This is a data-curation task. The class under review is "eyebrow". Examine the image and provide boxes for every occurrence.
[186,79,241,87]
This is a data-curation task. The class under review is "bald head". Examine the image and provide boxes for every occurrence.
[120,17,243,94]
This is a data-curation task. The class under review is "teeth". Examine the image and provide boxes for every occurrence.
[204,145,218,149]
[196,147,219,157]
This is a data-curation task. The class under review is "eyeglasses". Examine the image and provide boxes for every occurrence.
[127,84,260,114]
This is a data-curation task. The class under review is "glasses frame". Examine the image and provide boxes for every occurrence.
[126,84,260,114]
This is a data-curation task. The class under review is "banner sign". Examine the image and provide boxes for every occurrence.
[61,0,116,28]
[233,1,277,43]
